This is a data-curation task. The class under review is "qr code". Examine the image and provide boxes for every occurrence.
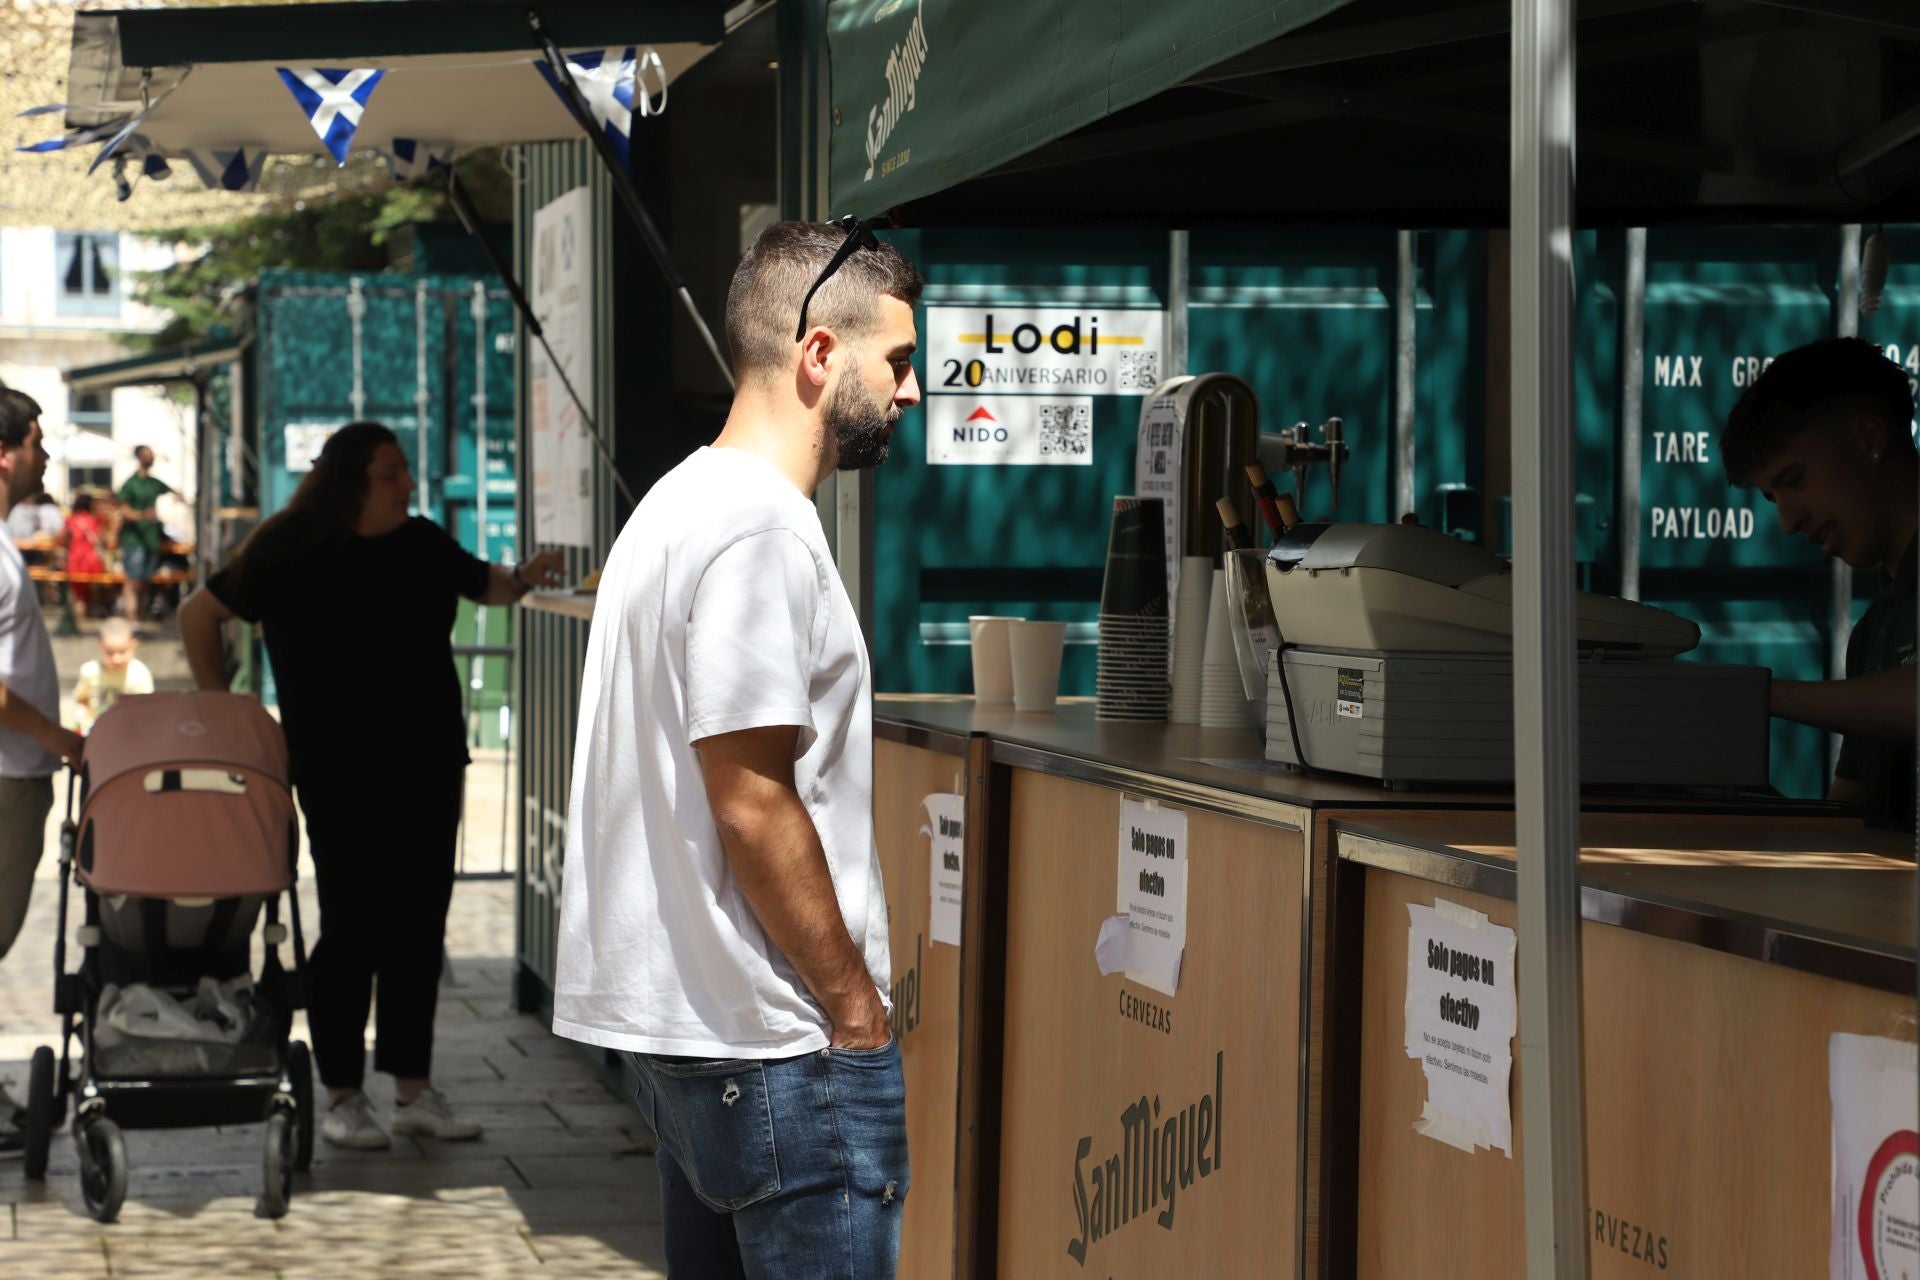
[1119,350,1160,390]
[1038,402,1092,456]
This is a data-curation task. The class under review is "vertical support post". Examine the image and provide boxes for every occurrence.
[1394,230,1418,521]
[348,276,368,422]
[415,276,432,517]
[1619,228,1647,601]
[1169,229,1191,379]
[1511,1,1590,1277]
[1834,225,1862,683]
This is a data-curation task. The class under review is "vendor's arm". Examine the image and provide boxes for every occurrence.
[179,587,234,692]
[1769,666,1916,744]
[695,724,891,1049]
[478,549,567,605]
[0,680,81,768]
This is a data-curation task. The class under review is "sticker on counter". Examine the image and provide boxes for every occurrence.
[1830,1032,1919,1280]
[1116,799,1187,997]
[925,395,1094,466]
[1336,668,1366,719]
[920,793,965,947]
[1403,898,1518,1155]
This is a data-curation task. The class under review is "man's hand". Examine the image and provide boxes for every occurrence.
[42,726,82,770]
[518,549,567,590]
[827,988,892,1050]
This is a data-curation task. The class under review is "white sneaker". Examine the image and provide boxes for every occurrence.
[321,1092,391,1150]
[390,1087,483,1141]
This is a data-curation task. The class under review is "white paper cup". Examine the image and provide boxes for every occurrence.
[1008,620,1068,713]
[969,615,1022,704]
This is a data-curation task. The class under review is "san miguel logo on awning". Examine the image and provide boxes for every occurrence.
[1066,1051,1225,1265]
[862,6,928,181]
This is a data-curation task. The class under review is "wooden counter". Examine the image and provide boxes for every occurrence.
[1331,813,1913,1278]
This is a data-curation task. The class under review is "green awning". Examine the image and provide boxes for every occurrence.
[65,338,244,394]
[827,0,1351,215]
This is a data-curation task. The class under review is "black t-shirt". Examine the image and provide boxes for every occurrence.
[208,518,490,786]
[1835,536,1918,832]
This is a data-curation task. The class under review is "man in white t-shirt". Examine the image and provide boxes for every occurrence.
[553,221,922,1276]
[0,388,84,1157]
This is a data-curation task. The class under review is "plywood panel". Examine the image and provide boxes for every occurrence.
[875,739,967,1280]
[1356,866,1912,1278]
[996,769,1306,1278]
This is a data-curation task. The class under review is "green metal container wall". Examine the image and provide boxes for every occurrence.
[514,142,619,1014]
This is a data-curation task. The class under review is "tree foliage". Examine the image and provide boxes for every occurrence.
[131,151,514,349]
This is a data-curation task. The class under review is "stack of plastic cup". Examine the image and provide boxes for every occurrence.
[1199,569,1256,729]
[1168,555,1215,725]
[1095,496,1169,722]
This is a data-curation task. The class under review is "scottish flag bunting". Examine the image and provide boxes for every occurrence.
[184,147,269,193]
[15,116,124,154]
[276,67,386,165]
[535,48,638,168]
[382,138,455,183]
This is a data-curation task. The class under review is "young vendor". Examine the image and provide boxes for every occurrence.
[1721,337,1916,832]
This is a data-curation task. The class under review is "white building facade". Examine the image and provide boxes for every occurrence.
[0,226,195,532]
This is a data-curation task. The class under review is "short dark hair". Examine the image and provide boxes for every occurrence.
[1722,337,1916,485]
[0,389,42,450]
[71,492,94,514]
[724,221,923,379]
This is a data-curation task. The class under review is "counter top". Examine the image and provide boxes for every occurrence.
[522,590,595,622]
[1334,810,1915,988]
[873,695,1852,821]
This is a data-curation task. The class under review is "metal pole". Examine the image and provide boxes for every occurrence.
[1834,226,1862,681]
[473,281,492,564]
[527,11,736,392]
[348,277,367,421]
[1395,230,1418,521]
[1512,0,1590,1277]
[1619,228,1647,601]
[415,277,432,516]
[1169,230,1191,379]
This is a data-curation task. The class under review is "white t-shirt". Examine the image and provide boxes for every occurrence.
[0,540,59,778]
[552,446,889,1059]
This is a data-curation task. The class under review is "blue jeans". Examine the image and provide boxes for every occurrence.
[120,542,158,584]
[625,1040,909,1280]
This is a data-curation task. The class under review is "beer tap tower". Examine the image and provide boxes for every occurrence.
[1262,418,1349,517]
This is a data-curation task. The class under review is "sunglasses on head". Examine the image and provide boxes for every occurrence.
[794,214,886,343]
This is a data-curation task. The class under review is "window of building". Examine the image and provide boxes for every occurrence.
[55,233,119,318]
[68,466,112,495]
[69,390,111,435]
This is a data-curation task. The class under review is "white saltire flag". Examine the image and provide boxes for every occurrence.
[535,47,640,168]
[382,138,454,182]
[276,67,386,165]
[184,146,269,192]
[15,110,124,154]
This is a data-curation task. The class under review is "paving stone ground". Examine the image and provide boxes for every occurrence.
[0,616,669,1278]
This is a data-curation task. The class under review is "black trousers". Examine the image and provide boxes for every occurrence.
[298,765,464,1090]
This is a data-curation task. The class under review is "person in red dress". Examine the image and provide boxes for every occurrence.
[61,493,106,616]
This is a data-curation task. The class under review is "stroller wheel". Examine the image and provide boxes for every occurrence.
[257,1111,294,1219]
[75,1116,127,1224]
[288,1041,314,1172]
[23,1046,56,1180]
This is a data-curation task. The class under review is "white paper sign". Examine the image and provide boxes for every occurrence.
[1831,1032,1920,1280]
[1134,386,1186,612]
[529,186,593,547]
[926,305,1166,397]
[283,422,338,473]
[1403,899,1518,1155]
[925,395,1094,466]
[920,793,965,947]
[1116,799,1187,996]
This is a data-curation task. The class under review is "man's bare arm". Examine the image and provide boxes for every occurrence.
[1771,666,1916,743]
[695,724,889,1048]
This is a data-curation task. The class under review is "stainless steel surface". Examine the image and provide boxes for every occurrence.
[1169,229,1191,379]
[1619,227,1646,601]
[415,276,431,516]
[1511,0,1590,1271]
[1395,232,1416,522]
[1177,374,1260,559]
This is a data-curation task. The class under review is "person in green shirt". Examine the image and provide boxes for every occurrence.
[116,445,171,624]
[1721,337,1917,833]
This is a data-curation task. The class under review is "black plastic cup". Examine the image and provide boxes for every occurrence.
[1099,496,1168,619]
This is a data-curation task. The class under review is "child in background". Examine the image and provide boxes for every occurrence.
[72,618,154,732]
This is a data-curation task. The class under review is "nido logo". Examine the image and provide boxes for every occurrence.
[954,406,1007,444]
[862,8,929,182]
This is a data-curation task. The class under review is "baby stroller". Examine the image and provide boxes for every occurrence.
[22,692,313,1222]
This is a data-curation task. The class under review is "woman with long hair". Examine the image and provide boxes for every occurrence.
[178,422,564,1151]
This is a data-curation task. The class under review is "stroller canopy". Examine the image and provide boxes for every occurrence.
[78,692,296,899]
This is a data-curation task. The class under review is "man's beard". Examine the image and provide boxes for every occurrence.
[825,359,897,472]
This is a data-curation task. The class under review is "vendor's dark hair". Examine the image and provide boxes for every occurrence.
[0,389,42,450]
[1722,338,1916,486]
[225,422,398,598]
[725,221,923,378]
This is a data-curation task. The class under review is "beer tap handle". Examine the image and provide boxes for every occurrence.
[1322,417,1345,517]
